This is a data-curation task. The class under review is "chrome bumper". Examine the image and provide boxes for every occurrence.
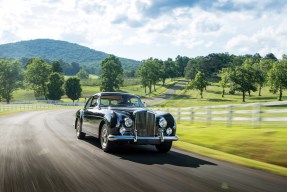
[108,135,179,144]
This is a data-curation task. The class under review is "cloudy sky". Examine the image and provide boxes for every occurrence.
[0,0,286,60]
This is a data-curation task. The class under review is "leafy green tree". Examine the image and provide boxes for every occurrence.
[242,59,258,96]
[175,55,189,77]
[25,57,51,99]
[186,71,208,99]
[65,77,82,103]
[137,64,149,93]
[264,53,278,61]
[0,60,23,103]
[51,60,63,73]
[137,58,161,93]
[184,58,199,80]
[161,58,177,85]
[219,68,231,97]
[269,61,287,101]
[46,72,65,100]
[77,69,89,79]
[229,66,257,102]
[100,55,123,92]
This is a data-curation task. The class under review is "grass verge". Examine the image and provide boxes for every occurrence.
[173,141,287,176]
[175,121,287,176]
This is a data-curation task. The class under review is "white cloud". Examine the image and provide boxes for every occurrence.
[0,0,287,60]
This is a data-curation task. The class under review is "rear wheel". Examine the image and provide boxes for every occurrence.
[100,124,116,152]
[76,119,86,140]
[155,141,172,153]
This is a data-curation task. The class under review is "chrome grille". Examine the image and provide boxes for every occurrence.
[134,110,156,136]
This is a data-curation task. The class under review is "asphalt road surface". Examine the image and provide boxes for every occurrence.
[0,109,286,192]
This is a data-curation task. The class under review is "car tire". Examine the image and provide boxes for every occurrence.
[155,141,172,153]
[76,119,86,140]
[100,124,115,152]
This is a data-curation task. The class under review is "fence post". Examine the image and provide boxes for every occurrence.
[177,108,181,123]
[206,107,211,126]
[253,103,261,128]
[227,105,233,127]
[190,107,194,124]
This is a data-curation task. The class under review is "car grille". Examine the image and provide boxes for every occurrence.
[134,110,156,136]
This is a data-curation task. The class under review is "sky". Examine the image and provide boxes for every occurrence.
[0,0,286,61]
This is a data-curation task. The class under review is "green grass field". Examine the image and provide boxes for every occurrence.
[175,121,287,176]
[11,78,179,102]
[160,83,287,107]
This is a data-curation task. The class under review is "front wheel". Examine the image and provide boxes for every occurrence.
[155,141,172,153]
[100,124,116,152]
[76,119,86,140]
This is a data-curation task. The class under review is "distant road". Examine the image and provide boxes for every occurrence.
[0,110,286,192]
[143,79,188,103]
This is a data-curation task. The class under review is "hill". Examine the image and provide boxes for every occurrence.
[0,39,141,73]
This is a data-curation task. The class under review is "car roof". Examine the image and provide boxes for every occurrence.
[92,92,139,97]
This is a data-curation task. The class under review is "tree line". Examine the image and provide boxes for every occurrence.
[0,57,82,103]
[1,52,287,103]
[136,53,287,102]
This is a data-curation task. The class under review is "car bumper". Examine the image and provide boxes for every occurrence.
[108,135,179,144]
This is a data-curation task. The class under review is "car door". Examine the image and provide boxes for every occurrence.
[82,96,101,137]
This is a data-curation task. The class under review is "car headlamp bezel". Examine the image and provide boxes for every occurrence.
[124,118,133,127]
[159,117,167,128]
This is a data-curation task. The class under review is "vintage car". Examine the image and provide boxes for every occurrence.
[75,92,178,153]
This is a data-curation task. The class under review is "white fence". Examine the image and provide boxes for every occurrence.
[0,100,85,112]
[2,100,287,127]
[152,101,287,127]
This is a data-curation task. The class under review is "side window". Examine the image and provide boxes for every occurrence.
[90,96,98,107]
[130,97,139,107]
[84,97,93,109]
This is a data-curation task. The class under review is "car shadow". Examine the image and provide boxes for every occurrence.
[83,136,217,168]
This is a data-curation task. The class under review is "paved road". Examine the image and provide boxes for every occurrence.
[0,110,286,192]
[143,79,188,104]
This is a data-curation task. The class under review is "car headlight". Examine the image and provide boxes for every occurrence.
[119,127,126,135]
[124,118,133,127]
[159,117,167,128]
[166,128,173,135]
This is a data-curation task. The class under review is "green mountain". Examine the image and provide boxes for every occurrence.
[0,39,141,74]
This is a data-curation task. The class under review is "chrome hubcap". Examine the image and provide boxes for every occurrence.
[76,121,80,136]
[101,128,108,148]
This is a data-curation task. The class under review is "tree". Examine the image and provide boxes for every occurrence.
[186,71,208,99]
[46,72,65,100]
[51,60,63,73]
[175,55,189,77]
[219,68,231,97]
[242,59,258,96]
[264,53,278,61]
[269,61,287,101]
[161,58,177,85]
[25,57,51,99]
[100,55,123,92]
[229,66,257,102]
[137,58,161,93]
[137,64,149,93]
[0,60,23,103]
[77,69,89,79]
[184,58,199,80]
[65,77,82,103]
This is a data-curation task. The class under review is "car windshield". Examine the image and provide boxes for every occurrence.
[99,94,144,108]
